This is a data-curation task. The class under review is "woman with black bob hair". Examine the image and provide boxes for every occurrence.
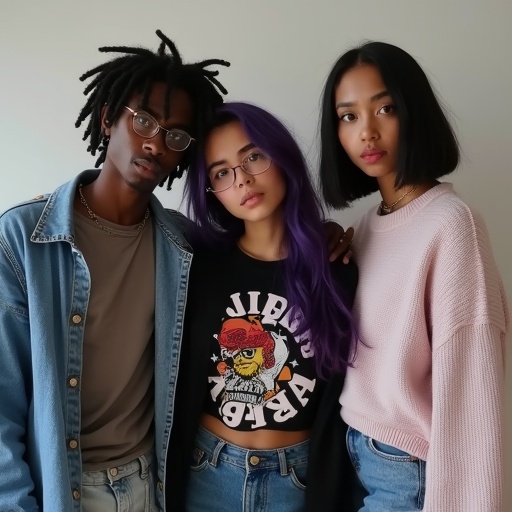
[318,41,508,511]
[319,41,459,207]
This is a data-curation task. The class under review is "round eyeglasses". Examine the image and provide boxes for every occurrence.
[124,106,195,151]
[206,151,272,193]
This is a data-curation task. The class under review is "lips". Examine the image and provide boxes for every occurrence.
[360,149,386,164]
[133,158,161,175]
[240,191,263,206]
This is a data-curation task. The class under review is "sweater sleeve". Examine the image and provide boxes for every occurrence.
[425,324,505,511]
[424,203,508,511]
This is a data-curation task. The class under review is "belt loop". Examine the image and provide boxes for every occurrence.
[139,453,149,479]
[277,449,288,476]
[210,439,226,467]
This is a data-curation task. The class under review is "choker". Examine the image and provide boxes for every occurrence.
[379,185,419,215]
[78,184,150,237]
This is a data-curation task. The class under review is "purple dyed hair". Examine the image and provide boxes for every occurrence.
[185,102,357,377]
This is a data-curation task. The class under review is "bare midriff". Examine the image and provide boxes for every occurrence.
[200,413,310,450]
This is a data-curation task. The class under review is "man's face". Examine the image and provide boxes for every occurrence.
[101,82,194,194]
[232,347,264,378]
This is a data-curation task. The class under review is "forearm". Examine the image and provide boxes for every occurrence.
[0,311,39,510]
[0,246,39,509]
[425,324,505,511]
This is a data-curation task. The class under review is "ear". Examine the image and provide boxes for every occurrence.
[100,105,111,137]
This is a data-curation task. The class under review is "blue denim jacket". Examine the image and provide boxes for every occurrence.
[0,170,193,511]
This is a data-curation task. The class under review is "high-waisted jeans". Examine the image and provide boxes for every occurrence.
[347,426,426,511]
[186,426,310,512]
[81,450,158,512]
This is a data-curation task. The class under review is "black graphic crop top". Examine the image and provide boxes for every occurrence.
[184,245,357,432]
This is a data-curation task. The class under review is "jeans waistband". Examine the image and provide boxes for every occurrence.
[195,426,309,475]
[82,449,155,485]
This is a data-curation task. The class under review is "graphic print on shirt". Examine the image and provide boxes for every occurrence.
[207,291,317,430]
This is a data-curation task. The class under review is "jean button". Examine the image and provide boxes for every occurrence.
[109,467,118,477]
[249,455,260,466]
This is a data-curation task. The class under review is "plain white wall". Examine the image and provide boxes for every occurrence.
[1,0,511,507]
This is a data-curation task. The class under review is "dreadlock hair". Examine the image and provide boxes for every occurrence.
[75,29,230,190]
[186,102,358,379]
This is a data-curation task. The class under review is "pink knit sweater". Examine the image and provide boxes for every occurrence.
[341,183,509,511]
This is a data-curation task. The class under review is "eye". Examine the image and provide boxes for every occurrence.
[134,112,154,129]
[167,130,185,141]
[338,112,356,122]
[378,104,395,115]
[212,168,231,181]
[245,151,264,163]
[241,349,256,359]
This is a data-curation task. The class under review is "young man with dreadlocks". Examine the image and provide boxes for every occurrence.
[0,30,230,511]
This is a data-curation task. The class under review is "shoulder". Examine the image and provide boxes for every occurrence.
[1,194,50,217]
[426,190,508,334]
[426,190,491,253]
[191,243,232,273]
[164,208,194,227]
[0,195,50,235]
[149,196,193,237]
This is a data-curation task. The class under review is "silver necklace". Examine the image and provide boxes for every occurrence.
[78,184,150,237]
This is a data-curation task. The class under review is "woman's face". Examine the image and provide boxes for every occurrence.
[334,64,399,183]
[204,121,286,227]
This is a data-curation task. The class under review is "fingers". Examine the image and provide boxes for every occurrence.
[342,248,353,265]
[329,226,354,263]
[342,226,355,245]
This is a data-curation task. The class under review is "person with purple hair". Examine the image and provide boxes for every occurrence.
[165,102,363,511]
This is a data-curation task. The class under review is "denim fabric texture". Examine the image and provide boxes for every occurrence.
[186,426,309,512]
[81,450,158,512]
[0,170,193,511]
[347,426,426,511]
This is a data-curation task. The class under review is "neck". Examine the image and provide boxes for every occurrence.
[238,222,286,261]
[76,174,151,225]
[378,179,438,215]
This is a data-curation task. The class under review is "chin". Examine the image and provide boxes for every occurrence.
[127,176,161,194]
[360,167,394,179]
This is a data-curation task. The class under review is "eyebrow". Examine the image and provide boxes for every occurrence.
[207,143,256,172]
[336,90,391,109]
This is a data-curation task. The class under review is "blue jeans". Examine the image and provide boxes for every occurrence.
[347,427,426,511]
[81,450,158,512]
[186,426,309,512]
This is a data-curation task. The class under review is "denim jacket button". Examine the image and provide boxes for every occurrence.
[72,489,80,500]
[158,481,163,491]
[68,377,79,387]
[71,314,82,324]
[68,438,79,450]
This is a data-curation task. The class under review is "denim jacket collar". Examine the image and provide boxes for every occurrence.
[30,169,192,253]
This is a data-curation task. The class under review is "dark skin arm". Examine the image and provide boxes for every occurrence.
[324,222,354,264]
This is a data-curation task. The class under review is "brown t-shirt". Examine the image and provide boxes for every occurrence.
[74,211,155,470]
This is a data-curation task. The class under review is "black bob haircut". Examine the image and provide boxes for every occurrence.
[319,41,460,209]
[75,29,230,190]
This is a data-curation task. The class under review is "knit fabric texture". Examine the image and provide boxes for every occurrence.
[341,182,509,511]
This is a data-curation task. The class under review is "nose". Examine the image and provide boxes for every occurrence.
[234,166,254,188]
[360,117,379,142]
[142,130,167,157]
